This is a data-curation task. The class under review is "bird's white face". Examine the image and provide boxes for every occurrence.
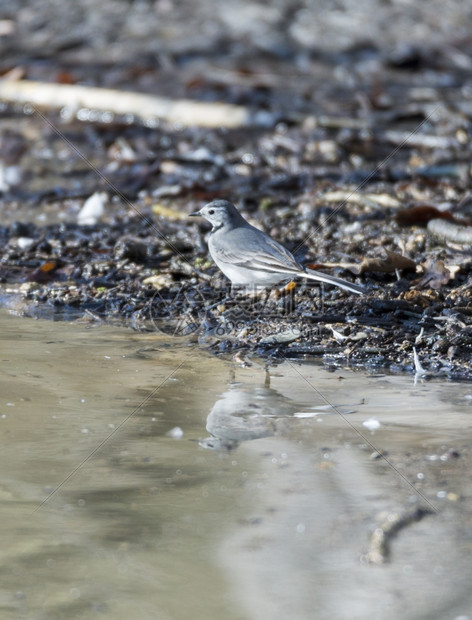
[195,201,233,229]
[190,199,247,231]
[199,202,228,228]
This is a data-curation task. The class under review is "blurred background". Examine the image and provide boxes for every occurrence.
[2,0,472,107]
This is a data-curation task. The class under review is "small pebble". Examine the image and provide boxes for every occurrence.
[77,191,107,226]
[17,237,34,250]
[167,426,183,439]
[363,417,381,431]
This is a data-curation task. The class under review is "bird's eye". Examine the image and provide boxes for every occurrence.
[208,209,215,215]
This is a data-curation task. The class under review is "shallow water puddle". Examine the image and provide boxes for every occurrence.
[0,311,471,619]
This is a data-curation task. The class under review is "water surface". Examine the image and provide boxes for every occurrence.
[1,312,471,619]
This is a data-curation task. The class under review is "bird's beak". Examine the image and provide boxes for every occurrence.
[189,210,201,217]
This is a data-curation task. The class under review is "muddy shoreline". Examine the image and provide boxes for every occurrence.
[1,190,471,379]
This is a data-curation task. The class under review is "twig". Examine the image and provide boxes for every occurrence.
[427,218,472,244]
[0,79,269,128]
[364,506,434,564]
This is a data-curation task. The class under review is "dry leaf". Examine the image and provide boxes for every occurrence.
[359,250,416,274]
[306,261,361,275]
[321,190,401,209]
[27,261,58,283]
[309,250,415,276]
[38,261,57,273]
[395,204,455,227]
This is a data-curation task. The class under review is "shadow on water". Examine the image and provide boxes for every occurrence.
[1,311,472,619]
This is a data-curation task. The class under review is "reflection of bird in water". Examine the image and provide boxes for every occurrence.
[202,384,292,450]
[200,372,355,450]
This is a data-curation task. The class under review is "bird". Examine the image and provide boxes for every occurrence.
[190,199,364,294]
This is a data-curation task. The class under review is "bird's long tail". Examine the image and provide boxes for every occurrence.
[304,268,365,295]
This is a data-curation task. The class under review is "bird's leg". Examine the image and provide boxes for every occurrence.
[263,286,271,307]
[264,366,271,388]
[206,282,233,310]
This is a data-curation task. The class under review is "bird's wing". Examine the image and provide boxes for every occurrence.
[210,228,302,274]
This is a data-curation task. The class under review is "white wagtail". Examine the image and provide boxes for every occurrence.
[190,199,364,295]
